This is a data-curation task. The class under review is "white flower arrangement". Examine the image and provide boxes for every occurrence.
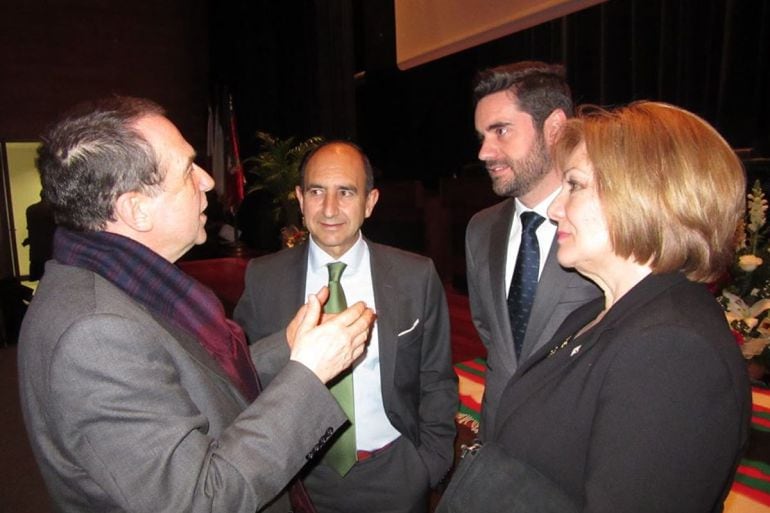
[717,180,770,363]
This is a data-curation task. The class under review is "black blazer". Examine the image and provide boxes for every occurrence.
[492,272,751,513]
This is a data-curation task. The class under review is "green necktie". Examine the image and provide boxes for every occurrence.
[321,261,357,476]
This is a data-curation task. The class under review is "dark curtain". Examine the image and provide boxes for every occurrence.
[356,0,770,183]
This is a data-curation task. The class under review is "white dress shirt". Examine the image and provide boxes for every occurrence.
[306,233,401,451]
[505,188,560,295]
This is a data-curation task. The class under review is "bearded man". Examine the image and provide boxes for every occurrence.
[466,61,601,440]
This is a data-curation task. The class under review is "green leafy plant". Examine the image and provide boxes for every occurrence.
[242,131,323,228]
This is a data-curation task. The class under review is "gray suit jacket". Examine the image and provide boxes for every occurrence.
[465,198,601,439]
[233,240,457,488]
[17,261,347,513]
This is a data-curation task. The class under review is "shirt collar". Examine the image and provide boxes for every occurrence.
[514,187,560,221]
[308,232,367,275]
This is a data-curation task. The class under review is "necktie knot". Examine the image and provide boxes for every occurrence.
[520,211,545,234]
[327,261,347,283]
[325,262,348,314]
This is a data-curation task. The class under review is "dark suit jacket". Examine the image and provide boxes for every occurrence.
[492,273,751,513]
[18,261,347,513]
[465,198,601,439]
[234,239,458,488]
[24,200,55,280]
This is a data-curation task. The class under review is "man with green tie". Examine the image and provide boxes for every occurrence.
[234,141,457,513]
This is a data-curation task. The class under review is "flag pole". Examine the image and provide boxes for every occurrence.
[226,92,247,256]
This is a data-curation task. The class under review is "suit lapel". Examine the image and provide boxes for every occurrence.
[368,242,399,400]
[522,239,567,354]
[149,312,249,405]
[518,300,603,376]
[289,243,310,306]
[518,274,680,379]
[493,298,603,436]
[494,273,685,435]
[489,199,517,363]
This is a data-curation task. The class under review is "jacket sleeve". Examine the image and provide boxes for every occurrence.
[48,313,345,513]
[234,259,292,385]
[414,260,459,487]
[233,259,268,344]
[465,218,493,351]
[249,329,291,386]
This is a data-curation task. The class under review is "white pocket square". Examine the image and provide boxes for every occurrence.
[397,318,420,337]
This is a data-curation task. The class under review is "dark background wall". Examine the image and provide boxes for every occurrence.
[355,0,770,185]
[207,0,770,189]
[0,0,210,280]
[0,0,209,149]
[1,0,769,278]
[2,0,768,178]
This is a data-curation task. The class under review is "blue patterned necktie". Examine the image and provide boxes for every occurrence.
[321,262,357,476]
[507,212,545,360]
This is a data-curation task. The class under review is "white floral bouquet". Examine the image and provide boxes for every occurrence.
[718,180,770,366]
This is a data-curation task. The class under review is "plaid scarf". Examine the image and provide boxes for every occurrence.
[53,228,260,402]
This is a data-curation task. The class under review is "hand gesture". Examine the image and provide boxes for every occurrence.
[288,291,374,383]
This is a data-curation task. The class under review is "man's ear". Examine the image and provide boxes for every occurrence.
[543,109,568,147]
[364,188,379,219]
[113,191,154,232]
[295,185,306,214]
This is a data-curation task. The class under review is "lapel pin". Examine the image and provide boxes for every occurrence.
[570,345,582,357]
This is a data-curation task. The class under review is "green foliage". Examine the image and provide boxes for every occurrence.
[242,131,323,225]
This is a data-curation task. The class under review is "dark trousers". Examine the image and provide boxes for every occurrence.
[303,436,431,513]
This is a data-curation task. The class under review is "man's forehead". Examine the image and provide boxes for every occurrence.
[306,146,365,181]
[477,91,525,114]
[309,143,362,164]
[305,169,362,189]
[475,93,534,131]
[133,114,194,161]
[132,113,169,136]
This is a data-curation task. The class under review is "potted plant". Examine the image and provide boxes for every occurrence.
[242,131,323,247]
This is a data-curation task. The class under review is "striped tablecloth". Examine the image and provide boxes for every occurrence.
[454,358,770,512]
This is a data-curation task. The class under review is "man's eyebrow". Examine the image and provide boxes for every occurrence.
[304,183,359,193]
[477,121,511,139]
[184,154,196,171]
[487,121,511,131]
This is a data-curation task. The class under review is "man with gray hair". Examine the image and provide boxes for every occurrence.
[17,96,374,512]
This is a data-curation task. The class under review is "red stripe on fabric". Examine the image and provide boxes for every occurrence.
[454,362,484,374]
[460,394,481,411]
[455,368,485,385]
[458,403,480,418]
[754,403,770,414]
[752,416,770,429]
[463,359,487,372]
[738,465,770,483]
[731,481,770,505]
